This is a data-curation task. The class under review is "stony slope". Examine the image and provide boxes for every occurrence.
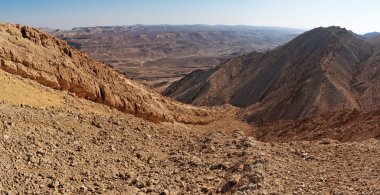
[1,69,380,194]
[257,108,380,142]
[0,23,226,124]
[164,26,380,124]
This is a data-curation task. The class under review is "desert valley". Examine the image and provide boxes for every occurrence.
[1,1,380,194]
[52,25,301,91]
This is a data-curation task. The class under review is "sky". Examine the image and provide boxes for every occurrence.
[0,0,379,33]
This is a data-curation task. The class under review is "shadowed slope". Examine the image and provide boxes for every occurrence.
[257,108,380,142]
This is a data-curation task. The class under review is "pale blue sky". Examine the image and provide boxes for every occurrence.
[0,0,378,33]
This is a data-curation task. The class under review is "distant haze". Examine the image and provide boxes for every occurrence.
[0,0,379,33]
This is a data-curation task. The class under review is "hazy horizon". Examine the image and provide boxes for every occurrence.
[47,24,307,32]
[1,0,379,34]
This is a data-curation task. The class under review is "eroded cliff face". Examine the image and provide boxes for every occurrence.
[0,23,223,124]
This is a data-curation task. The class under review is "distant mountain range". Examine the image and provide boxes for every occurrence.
[51,25,303,91]
[362,31,380,39]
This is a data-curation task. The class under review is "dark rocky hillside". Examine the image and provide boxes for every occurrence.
[164,26,380,124]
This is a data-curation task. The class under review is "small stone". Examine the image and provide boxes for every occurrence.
[305,155,315,161]
[242,137,255,147]
[220,178,238,193]
[134,181,145,189]
[52,180,60,187]
[149,178,159,185]
[210,163,228,170]
[36,148,45,156]
[91,120,102,128]
[118,171,133,180]
[294,149,308,158]
[136,153,142,159]
[200,186,209,193]
[110,145,116,152]
[160,189,170,195]
[319,138,332,145]
[250,173,264,184]
[210,145,216,151]
[79,185,88,193]
[147,156,154,164]
[232,130,245,138]
[28,155,39,164]
[351,177,359,182]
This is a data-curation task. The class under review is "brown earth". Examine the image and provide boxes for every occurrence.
[1,67,380,194]
[52,25,301,91]
[164,26,380,124]
[0,23,229,124]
